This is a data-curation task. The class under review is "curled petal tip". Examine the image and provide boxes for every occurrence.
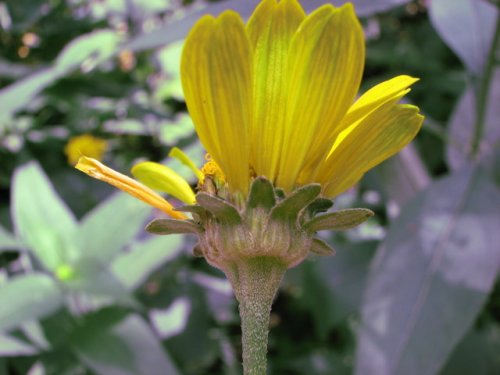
[75,156,186,220]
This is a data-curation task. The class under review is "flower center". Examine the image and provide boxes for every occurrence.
[200,154,226,184]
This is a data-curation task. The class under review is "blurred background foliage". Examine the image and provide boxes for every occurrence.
[0,0,499,374]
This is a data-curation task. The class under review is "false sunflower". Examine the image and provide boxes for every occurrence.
[76,0,426,278]
[77,0,422,218]
[76,1,423,373]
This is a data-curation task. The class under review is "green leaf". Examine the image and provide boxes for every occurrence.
[355,166,500,375]
[112,235,184,291]
[20,321,50,351]
[0,273,63,332]
[55,30,120,72]
[12,162,78,271]
[64,259,136,307]
[446,71,500,171]
[281,348,350,375]
[155,42,184,101]
[304,208,374,232]
[0,225,21,252]
[286,241,377,337]
[0,68,59,122]
[158,113,196,146]
[429,0,497,75]
[165,282,219,372]
[145,219,201,235]
[0,30,119,122]
[247,177,276,211]
[440,323,500,375]
[0,334,39,356]
[196,193,242,225]
[373,144,431,207]
[270,184,321,224]
[79,192,152,264]
[72,313,180,375]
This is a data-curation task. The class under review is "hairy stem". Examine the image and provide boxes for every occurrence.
[226,257,286,375]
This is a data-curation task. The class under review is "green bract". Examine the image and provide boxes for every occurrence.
[146,176,374,272]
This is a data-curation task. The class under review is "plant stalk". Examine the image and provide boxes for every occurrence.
[471,14,500,157]
[226,257,286,375]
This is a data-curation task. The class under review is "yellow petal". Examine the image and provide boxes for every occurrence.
[299,77,418,184]
[168,147,203,180]
[319,102,424,197]
[277,3,365,191]
[131,161,196,204]
[181,12,252,194]
[247,0,305,181]
[342,75,419,127]
[75,157,186,220]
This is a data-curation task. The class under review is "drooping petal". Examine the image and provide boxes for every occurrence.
[319,102,424,197]
[181,12,252,194]
[247,0,305,181]
[131,161,196,204]
[75,157,186,220]
[277,3,365,191]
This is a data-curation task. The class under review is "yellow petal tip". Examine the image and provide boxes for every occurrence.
[75,156,186,220]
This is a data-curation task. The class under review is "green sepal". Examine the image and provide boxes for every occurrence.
[270,184,321,224]
[196,193,242,225]
[247,177,276,210]
[310,237,336,256]
[304,208,374,232]
[303,198,334,218]
[146,218,202,235]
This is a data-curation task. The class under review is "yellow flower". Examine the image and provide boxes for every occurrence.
[76,0,423,217]
[64,134,107,165]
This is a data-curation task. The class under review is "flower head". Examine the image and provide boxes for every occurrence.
[75,5,423,371]
[76,0,423,245]
[64,133,107,165]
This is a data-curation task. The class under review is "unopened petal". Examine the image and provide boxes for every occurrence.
[75,156,186,219]
[278,3,365,191]
[168,147,203,180]
[247,0,305,182]
[131,161,196,204]
[181,12,252,194]
[319,102,424,197]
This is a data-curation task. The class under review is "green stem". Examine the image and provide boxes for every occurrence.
[471,14,500,157]
[226,257,286,375]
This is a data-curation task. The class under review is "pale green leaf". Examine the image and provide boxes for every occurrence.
[112,235,184,291]
[73,314,180,375]
[79,192,152,264]
[12,162,78,271]
[0,274,63,332]
[355,166,500,375]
